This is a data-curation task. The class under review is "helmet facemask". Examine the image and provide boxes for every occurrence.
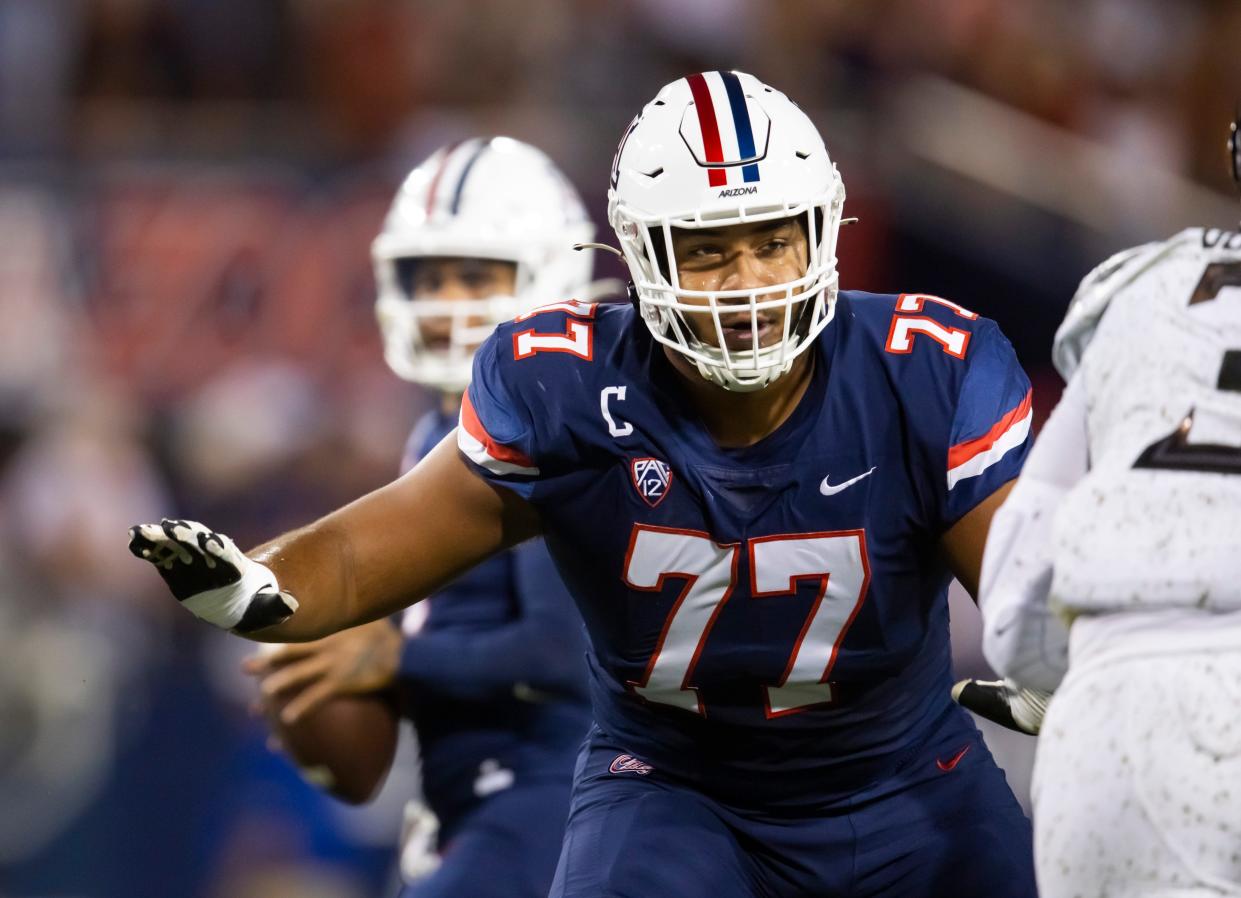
[618,195,844,392]
[375,256,528,393]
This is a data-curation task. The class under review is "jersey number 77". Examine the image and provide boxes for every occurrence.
[622,524,871,719]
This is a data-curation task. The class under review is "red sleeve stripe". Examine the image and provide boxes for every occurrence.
[947,389,1033,489]
[457,391,539,476]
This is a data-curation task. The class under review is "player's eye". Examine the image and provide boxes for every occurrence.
[461,272,488,288]
[685,244,721,260]
[412,273,442,295]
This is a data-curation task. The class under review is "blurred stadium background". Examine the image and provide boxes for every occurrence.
[1,1,1238,896]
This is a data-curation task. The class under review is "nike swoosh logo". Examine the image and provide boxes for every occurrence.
[936,744,971,772]
[819,466,877,496]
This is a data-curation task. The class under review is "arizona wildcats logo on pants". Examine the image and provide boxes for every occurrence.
[608,754,654,775]
[631,458,672,507]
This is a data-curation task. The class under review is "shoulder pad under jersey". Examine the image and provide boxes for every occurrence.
[1052,230,1203,380]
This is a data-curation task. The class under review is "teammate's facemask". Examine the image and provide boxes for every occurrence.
[609,70,845,393]
[373,137,595,393]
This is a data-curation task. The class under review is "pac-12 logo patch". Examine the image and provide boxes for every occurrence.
[609,754,653,775]
[630,458,672,507]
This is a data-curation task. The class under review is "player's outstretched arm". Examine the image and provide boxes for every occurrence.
[128,431,541,642]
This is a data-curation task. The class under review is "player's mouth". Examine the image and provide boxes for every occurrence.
[418,323,452,350]
[717,314,776,350]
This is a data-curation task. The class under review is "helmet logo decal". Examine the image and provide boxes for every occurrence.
[684,71,766,188]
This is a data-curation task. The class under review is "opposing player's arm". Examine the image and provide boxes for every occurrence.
[979,374,1088,693]
[130,431,541,641]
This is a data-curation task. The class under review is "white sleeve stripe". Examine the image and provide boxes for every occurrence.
[457,427,540,477]
[947,409,1032,490]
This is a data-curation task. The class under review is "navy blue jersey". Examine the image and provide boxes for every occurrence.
[458,294,1031,808]
[397,409,590,829]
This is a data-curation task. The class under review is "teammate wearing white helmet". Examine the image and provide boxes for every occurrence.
[373,136,600,391]
[980,121,1241,898]
[246,137,595,898]
[131,74,1037,896]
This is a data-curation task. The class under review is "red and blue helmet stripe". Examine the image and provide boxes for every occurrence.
[424,138,494,218]
[685,71,764,187]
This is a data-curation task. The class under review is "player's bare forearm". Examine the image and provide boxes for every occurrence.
[248,433,541,641]
[940,479,1016,600]
[130,431,541,641]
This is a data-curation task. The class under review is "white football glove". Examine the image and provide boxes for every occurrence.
[951,678,1050,736]
[127,518,298,633]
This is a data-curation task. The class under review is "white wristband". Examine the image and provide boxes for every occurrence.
[180,556,287,629]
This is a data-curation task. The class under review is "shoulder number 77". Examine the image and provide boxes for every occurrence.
[885,293,977,359]
[513,300,596,360]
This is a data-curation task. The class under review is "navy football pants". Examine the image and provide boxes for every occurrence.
[550,717,1037,898]
[398,780,571,898]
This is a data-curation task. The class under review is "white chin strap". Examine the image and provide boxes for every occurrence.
[670,291,832,393]
[690,339,801,392]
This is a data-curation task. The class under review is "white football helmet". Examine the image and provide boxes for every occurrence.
[609,71,845,392]
[373,137,595,392]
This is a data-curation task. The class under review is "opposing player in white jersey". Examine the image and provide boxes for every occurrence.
[980,122,1241,897]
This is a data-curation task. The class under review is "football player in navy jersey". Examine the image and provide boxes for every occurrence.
[131,73,1038,897]
[244,138,595,898]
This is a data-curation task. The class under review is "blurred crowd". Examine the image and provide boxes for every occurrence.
[0,2,1237,896]
[2,0,1239,186]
